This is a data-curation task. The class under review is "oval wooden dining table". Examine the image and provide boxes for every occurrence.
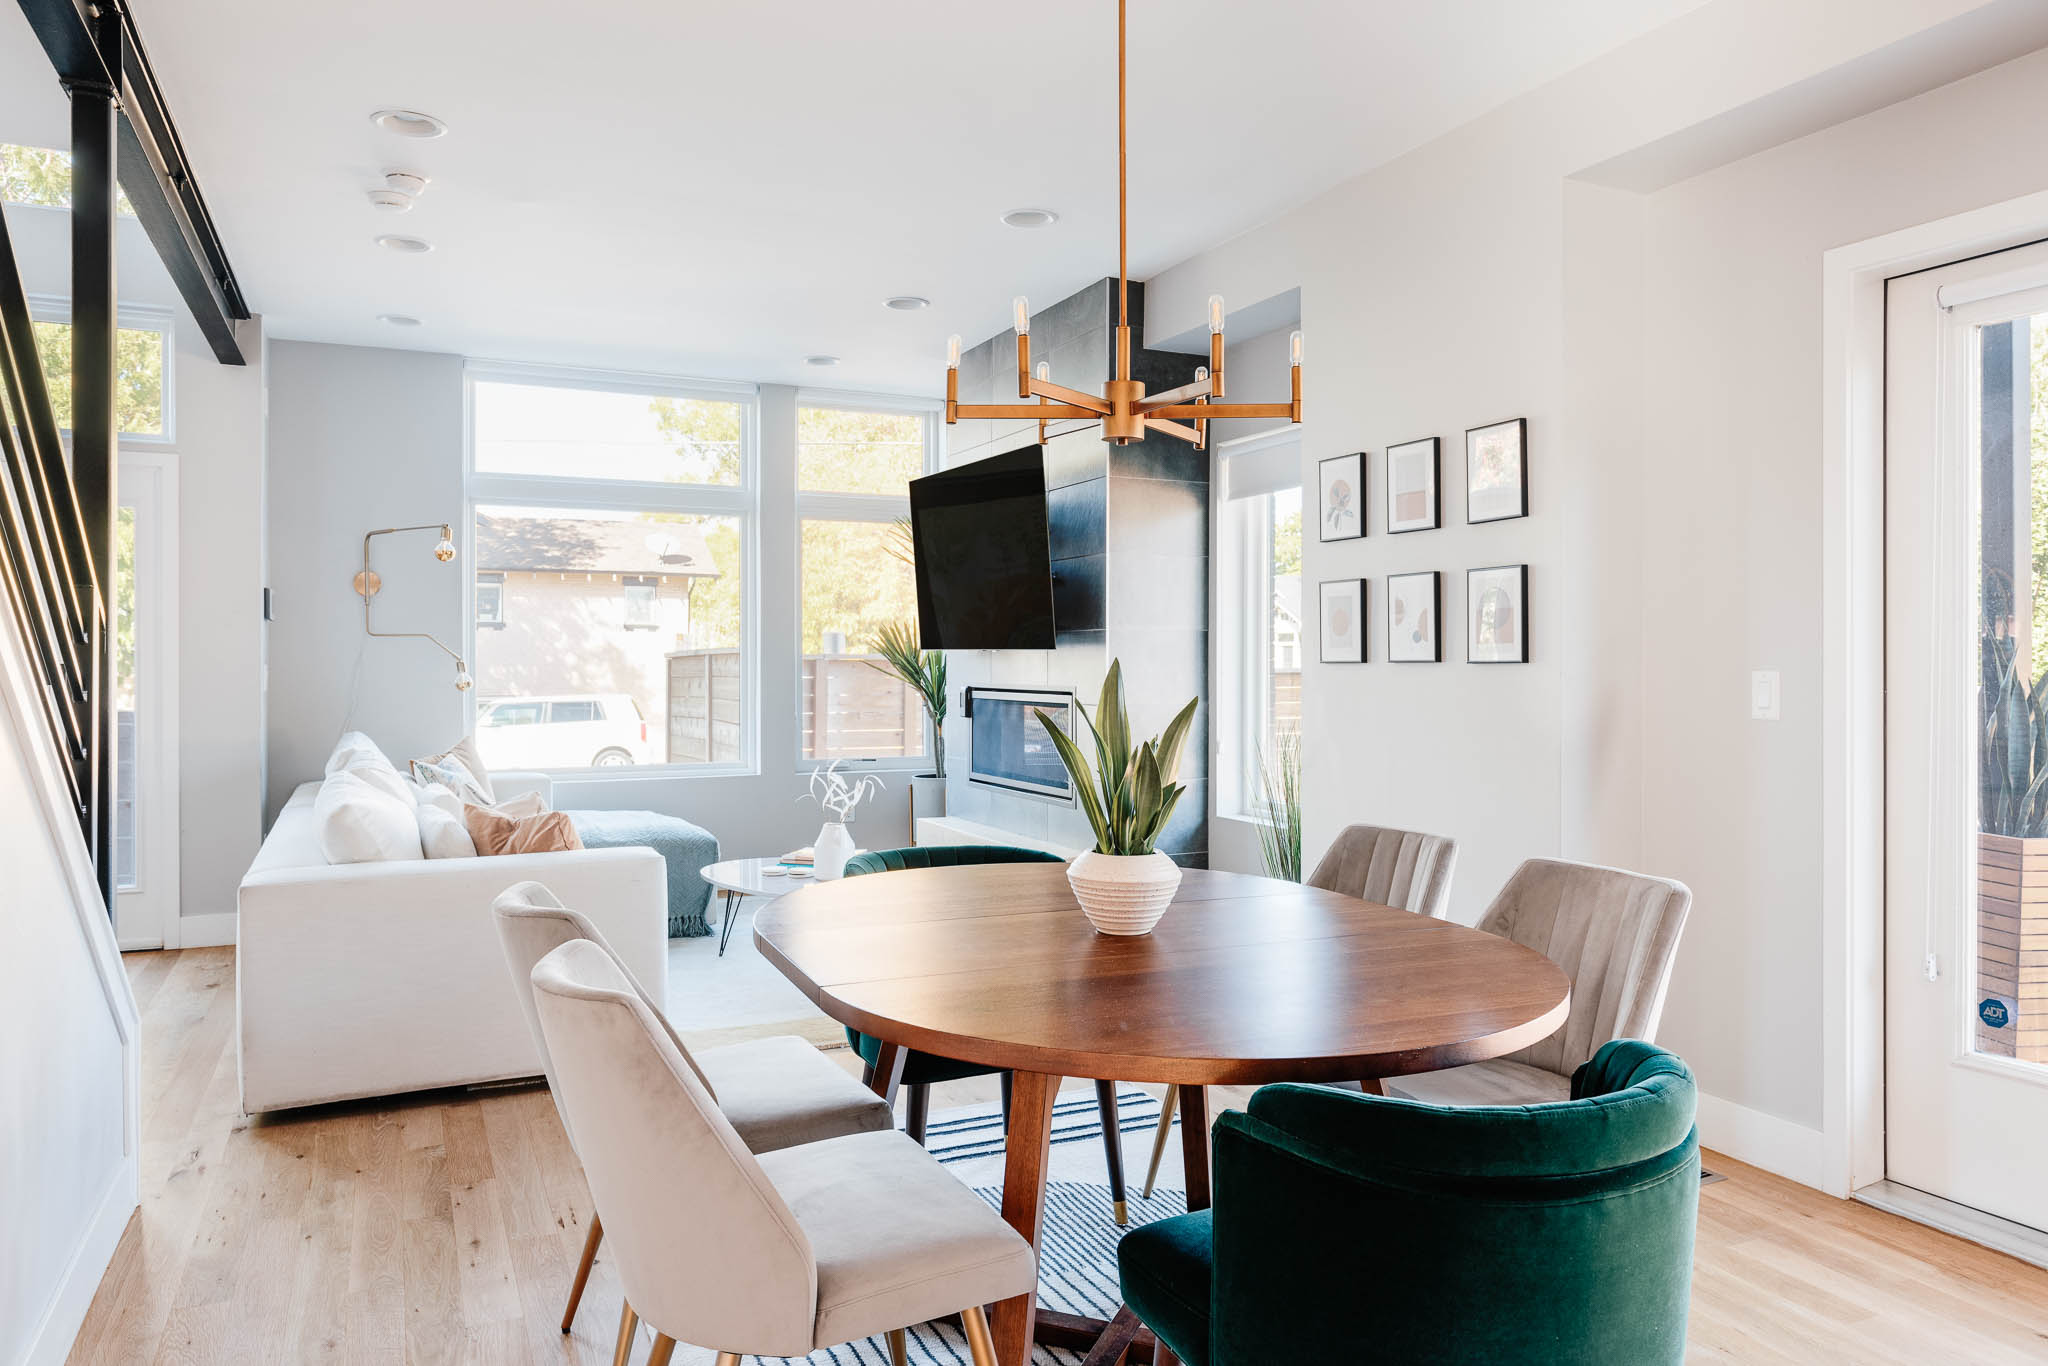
[754,862,1572,1366]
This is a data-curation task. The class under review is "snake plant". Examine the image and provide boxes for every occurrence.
[1982,630,2048,837]
[1036,660,1198,856]
[868,619,948,778]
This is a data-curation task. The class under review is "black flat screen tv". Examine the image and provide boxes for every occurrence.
[908,444,1057,650]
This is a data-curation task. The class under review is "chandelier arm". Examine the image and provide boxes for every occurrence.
[1144,402,1296,421]
[1025,377,1115,413]
[1136,378,1217,412]
[953,402,1106,421]
[1142,417,1203,444]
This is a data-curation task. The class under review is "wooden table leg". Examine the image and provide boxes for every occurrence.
[1360,1077,1386,1096]
[991,1069,1061,1366]
[1177,1084,1210,1212]
[868,1039,908,1108]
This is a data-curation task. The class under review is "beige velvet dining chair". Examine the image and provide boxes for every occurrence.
[1387,857,1692,1107]
[1140,822,1460,1198]
[493,882,892,1340]
[530,938,1038,1366]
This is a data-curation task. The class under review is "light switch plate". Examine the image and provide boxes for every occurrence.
[1751,669,1781,721]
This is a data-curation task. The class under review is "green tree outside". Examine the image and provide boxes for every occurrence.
[33,321,165,436]
[0,143,135,214]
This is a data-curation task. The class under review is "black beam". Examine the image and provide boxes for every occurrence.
[16,0,249,365]
[69,5,118,912]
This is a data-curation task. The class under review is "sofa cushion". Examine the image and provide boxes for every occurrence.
[314,768,425,863]
[413,785,477,859]
[466,804,583,856]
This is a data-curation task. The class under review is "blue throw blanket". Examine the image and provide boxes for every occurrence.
[566,809,720,938]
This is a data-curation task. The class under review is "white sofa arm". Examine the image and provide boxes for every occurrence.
[490,770,554,807]
[236,845,664,1111]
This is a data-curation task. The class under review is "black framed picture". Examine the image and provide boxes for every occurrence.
[1386,571,1441,662]
[1318,452,1365,542]
[1385,438,1440,533]
[1467,564,1529,663]
[1465,418,1528,524]
[1319,578,1366,663]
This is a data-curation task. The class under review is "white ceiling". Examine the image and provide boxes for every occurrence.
[1,0,1705,394]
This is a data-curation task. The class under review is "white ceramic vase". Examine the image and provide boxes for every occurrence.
[1067,849,1182,935]
[813,821,856,881]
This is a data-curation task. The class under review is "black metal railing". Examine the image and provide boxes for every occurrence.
[0,205,106,859]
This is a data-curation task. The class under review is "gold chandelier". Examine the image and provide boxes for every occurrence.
[944,0,1301,448]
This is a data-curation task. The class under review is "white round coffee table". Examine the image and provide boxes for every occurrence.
[701,856,821,957]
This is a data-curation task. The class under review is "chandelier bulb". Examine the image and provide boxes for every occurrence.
[1036,361,1050,382]
[1013,296,1031,336]
[1195,365,1208,381]
[945,335,962,370]
[1289,330,1304,367]
[1208,295,1226,334]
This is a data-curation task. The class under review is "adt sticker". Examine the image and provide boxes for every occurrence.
[1979,998,2013,1030]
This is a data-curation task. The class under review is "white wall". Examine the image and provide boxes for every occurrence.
[1140,0,2048,1159]
[262,355,915,856]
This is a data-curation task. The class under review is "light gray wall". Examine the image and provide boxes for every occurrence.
[265,341,467,823]
[261,354,915,857]
[1138,1,2048,1137]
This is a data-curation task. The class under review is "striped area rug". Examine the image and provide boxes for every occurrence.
[747,1089,1188,1366]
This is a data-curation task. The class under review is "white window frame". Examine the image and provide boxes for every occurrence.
[27,294,176,445]
[464,360,761,777]
[793,388,942,772]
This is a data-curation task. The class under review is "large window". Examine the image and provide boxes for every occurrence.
[467,368,755,772]
[1221,433,1302,816]
[28,307,169,439]
[797,401,936,763]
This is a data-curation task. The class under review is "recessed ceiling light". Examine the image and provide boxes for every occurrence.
[377,313,422,327]
[805,355,840,367]
[375,234,434,253]
[884,296,931,311]
[370,109,447,138]
[1001,208,1059,229]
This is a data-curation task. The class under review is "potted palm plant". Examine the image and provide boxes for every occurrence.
[869,620,948,821]
[1036,660,1198,935]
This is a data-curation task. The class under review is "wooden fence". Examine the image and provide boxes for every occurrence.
[666,649,926,763]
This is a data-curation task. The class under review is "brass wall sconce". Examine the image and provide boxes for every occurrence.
[354,522,472,690]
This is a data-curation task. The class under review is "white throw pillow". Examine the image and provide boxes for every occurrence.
[415,801,477,859]
[325,730,390,776]
[314,768,425,864]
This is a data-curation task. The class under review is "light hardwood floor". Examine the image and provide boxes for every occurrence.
[64,946,2048,1365]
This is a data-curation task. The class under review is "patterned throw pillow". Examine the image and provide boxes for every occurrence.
[408,733,495,806]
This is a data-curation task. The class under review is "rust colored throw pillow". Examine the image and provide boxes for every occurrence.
[463,804,584,856]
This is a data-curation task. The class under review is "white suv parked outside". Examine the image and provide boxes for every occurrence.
[474,694,657,770]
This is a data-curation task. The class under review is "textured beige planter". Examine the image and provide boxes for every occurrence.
[1976,833,2048,1060]
[1068,850,1182,936]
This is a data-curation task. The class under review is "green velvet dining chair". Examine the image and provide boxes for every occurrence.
[842,844,1137,1222]
[1117,1039,1699,1365]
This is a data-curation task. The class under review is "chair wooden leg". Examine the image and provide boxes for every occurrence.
[906,1082,931,1145]
[610,1301,639,1366]
[1095,1079,1128,1224]
[1141,1084,1177,1199]
[646,1334,678,1366]
[962,1304,998,1366]
[1154,1343,1180,1366]
[562,1212,603,1332]
[886,1326,910,1365]
[713,1355,741,1366]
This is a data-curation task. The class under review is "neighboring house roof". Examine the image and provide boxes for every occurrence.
[474,512,721,579]
[1274,573,1301,627]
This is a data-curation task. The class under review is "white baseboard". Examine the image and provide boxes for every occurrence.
[22,1160,137,1366]
[175,911,237,948]
[1695,1090,1827,1189]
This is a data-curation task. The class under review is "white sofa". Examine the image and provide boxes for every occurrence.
[236,773,667,1113]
